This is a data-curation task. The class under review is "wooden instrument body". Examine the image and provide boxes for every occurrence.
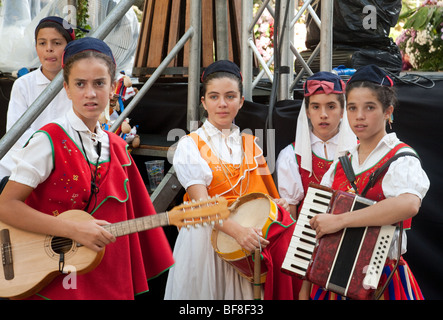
[0,210,103,299]
[0,197,229,299]
[212,193,277,283]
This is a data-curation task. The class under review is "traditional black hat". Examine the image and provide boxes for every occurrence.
[201,60,242,82]
[37,16,76,42]
[347,64,394,87]
[303,71,345,96]
[62,37,116,68]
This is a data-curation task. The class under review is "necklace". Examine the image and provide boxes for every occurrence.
[77,131,102,213]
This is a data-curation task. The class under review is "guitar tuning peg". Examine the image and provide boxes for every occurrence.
[183,201,188,205]
[218,220,224,226]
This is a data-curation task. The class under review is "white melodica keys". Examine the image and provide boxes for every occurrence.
[281,186,333,278]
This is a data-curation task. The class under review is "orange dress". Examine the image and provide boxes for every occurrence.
[184,132,279,203]
[181,132,300,300]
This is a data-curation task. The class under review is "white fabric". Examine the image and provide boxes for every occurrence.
[165,120,262,300]
[0,67,72,178]
[173,120,244,190]
[294,99,356,175]
[10,108,110,189]
[277,131,340,205]
[277,98,357,205]
[164,226,258,300]
[321,132,430,258]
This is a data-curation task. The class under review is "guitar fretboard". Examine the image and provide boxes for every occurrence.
[103,212,169,237]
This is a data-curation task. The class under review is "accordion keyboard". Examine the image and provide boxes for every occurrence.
[281,187,333,277]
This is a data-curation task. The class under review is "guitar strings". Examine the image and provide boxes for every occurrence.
[4,200,226,253]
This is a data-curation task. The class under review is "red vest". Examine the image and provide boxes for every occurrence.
[293,143,333,213]
[293,143,333,195]
[331,143,413,229]
[24,123,174,299]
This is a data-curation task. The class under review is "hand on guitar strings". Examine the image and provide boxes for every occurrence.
[68,219,116,252]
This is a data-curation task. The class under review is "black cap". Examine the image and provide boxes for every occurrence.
[62,37,116,68]
[347,64,393,87]
[37,16,76,41]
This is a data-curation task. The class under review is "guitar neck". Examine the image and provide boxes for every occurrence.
[103,212,169,238]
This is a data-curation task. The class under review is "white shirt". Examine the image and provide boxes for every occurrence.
[10,108,110,189]
[276,131,340,205]
[173,120,246,190]
[0,67,72,177]
[321,133,429,201]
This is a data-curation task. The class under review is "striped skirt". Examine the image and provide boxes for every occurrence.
[310,257,424,300]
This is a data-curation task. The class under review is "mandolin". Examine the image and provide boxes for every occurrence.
[0,197,229,299]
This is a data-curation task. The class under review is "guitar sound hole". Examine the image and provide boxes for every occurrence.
[51,237,74,254]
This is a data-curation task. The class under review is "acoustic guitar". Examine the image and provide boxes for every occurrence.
[0,197,229,299]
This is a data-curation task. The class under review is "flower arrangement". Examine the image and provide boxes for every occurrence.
[254,4,274,63]
[396,0,443,71]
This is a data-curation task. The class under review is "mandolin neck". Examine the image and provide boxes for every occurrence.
[102,212,169,237]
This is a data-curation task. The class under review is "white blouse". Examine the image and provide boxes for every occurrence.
[321,133,429,201]
[173,120,249,190]
[10,108,110,189]
[276,131,340,205]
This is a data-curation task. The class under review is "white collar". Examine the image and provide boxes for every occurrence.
[381,132,400,148]
[203,120,242,144]
[310,130,340,146]
[67,108,104,142]
[35,67,51,85]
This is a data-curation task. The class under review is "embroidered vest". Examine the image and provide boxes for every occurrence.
[332,142,413,229]
[185,132,279,204]
[25,124,111,216]
[292,142,333,196]
[23,123,174,299]
[291,143,333,214]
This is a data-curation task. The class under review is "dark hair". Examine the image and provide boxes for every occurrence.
[346,81,397,111]
[63,51,116,83]
[35,21,73,44]
[201,71,243,97]
[305,93,345,109]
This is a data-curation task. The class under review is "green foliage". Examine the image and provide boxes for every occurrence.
[75,0,91,39]
[396,2,443,71]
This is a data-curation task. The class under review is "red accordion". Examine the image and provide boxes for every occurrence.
[281,184,397,300]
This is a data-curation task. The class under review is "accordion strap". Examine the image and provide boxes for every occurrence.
[360,152,419,197]
[339,152,420,197]
[340,151,420,300]
[339,155,358,194]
